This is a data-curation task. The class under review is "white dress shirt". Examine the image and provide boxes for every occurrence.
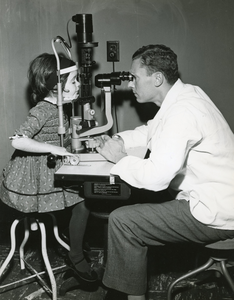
[111,79,234,229]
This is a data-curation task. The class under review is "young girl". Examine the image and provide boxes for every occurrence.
[0,53,98,283]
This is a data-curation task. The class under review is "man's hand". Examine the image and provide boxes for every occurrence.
[95,135,127,163]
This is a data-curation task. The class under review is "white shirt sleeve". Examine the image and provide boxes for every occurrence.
[111,106,203,191]
[117,123,149,149]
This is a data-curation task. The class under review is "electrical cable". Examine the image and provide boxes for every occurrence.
[111,61,119,133]
[66,19,73,49]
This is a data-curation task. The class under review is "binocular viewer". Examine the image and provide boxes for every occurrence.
[95,71,133,88]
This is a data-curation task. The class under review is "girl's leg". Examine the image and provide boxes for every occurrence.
[68,201,90,273]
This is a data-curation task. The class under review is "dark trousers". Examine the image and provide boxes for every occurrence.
[102,200,234,295]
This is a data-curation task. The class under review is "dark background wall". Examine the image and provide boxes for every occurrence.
[0,0,234,173]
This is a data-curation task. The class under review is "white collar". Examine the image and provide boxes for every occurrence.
[44,97,57,105]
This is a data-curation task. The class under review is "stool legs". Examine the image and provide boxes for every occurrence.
[220,260,234,294]
[167,257,214,300]
[0,215,70,300]
[38,220,57,300]
[0,219,20,278]
[167,257,234,300]
[49,213,70,251]
[19,218,30,270]
[103,222,108,265]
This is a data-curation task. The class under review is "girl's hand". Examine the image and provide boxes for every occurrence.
[50,146,76,157]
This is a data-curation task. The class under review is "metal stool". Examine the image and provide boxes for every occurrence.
[90,211,110,265]
[0,213,70,300]
[167,239,234,300]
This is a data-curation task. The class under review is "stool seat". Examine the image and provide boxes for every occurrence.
[90,211,110,219]
[206,238,234,250]
[0,213,70,300]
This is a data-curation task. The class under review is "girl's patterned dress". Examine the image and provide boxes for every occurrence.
[0,101,83,213]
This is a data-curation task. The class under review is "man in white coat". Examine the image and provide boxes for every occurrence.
[96,44,234,300]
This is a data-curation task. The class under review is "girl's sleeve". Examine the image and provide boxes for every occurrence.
[13,105,51,139]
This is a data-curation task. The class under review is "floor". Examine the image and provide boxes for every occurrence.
[1,201,234,300]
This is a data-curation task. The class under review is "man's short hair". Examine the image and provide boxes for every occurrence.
[132,44,179,85]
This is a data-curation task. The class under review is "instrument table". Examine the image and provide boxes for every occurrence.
[55,161,131,200]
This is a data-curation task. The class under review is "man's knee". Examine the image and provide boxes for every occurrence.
[109,206,126,224]
[108,205,135,230]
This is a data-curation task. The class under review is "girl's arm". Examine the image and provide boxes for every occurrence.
[11,137,72,157]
